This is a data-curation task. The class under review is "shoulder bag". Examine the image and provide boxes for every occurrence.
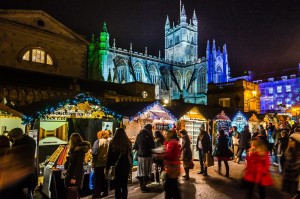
[106,154,122,180]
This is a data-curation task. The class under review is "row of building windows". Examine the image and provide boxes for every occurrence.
[267,85,291,94]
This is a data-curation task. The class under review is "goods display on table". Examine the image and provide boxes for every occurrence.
[42,145,92,198]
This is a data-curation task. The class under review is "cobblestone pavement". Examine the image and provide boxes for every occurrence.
[79,158,291,199]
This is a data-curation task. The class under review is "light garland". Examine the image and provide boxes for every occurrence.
[22,93,123,124]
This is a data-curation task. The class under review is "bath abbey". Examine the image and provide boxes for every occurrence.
[88,2,230,104]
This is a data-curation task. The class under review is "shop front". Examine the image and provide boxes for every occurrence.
[16,93,120,198]
[167,103,208,157]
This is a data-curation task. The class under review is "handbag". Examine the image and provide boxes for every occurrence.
[67,186,79,199]
[106,154,121,180]
[205,153,214,167]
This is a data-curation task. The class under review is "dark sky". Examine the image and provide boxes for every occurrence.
[1,0,300,77]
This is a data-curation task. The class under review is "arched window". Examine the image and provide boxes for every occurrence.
[133,63,143,82]
[174,70,182,92]
[197,67,206,93]
[148,65,157,84]
[186,70,194,94]
[116,59,128,83]
[21,48,54,65]
[216,66,222,83]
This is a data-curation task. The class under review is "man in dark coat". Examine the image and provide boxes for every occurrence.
[196,125,211,176]
[133,124,154,192]
[8,128,37,199]
[235,125,251,164]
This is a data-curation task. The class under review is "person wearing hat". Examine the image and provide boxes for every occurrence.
[133,124,154,192]
[282,132,300,198]
[8,128,36,199]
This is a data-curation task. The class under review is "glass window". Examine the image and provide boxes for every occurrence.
[22,51,30,61]
[134,64,143,82]
[148,65,157,84]
[186,71,194,94]
[286,85,291,92]
[268,87,273,94]
[277,86,282,93]
[174,70,182,92]
[216,66,222,83]
[197,67,206,93]
[21,48,54,65]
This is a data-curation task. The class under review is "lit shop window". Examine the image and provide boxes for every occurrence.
[268,87,273,95]
[277,86,282,93]
[22,48,53,65]
[285,85,291,92]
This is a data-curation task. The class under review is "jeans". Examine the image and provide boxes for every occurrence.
[198,150,204,171]
[164,176,180,199]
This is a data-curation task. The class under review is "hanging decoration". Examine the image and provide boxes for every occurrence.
[22,93,123,124]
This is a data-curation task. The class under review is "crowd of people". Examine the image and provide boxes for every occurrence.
[0,121,299,199]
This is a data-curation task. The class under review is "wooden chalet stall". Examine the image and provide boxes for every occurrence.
[16,93,120,198]
[107,101,177,140]
[211,110,232,145]
[231,111,250,133]
[167,103,208,157]
[247,112,260,133]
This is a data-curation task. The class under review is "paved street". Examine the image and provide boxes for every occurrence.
[78,158,290,199]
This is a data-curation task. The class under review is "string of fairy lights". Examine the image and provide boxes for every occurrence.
[22,93,123,125]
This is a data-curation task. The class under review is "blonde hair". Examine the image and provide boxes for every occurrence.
[97,130,108,139]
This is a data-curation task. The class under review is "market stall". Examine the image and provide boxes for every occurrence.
[247,112,260,133]
[107,101,177,138]
[212,110,232,145]
[15,93,121,198]
[167,103,208,157]
[231,111,249,133]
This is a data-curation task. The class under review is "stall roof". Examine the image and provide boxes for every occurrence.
[107,101,177,121]
[165,102,236,121]
[14,93,121,124]
[0,103,24,118]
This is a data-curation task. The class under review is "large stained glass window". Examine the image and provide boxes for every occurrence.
[148,65,157,84]
[21,48,53,65]
[174,70,182,93]
[133,64,143,82]
[197,67,206,93]
[216,66,222,83]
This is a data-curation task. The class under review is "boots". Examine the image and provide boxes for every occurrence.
[225,161,229,178]
[203,167,208,176]
[139,177,150,192]
[183,168,190,180]
[217,161,221,175]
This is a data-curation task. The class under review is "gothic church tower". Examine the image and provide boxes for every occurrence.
[165,1,198,63]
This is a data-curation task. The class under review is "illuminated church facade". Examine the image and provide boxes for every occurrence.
[88,3,230,104]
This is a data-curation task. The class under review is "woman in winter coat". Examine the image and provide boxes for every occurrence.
[214,129,232,177]
[243,138,273,199]
[106,128,132,199]
[282,133,300,198]
[92,130,109,198]
[179,129,192,180]
[64,133,91,197]
[164,129,181,199]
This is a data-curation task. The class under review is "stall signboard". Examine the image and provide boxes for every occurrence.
[155,123,170,131]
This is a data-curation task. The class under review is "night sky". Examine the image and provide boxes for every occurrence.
[1,0,300,77]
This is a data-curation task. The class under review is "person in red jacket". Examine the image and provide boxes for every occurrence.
[243,137,273,199]
[164,129,181,199]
